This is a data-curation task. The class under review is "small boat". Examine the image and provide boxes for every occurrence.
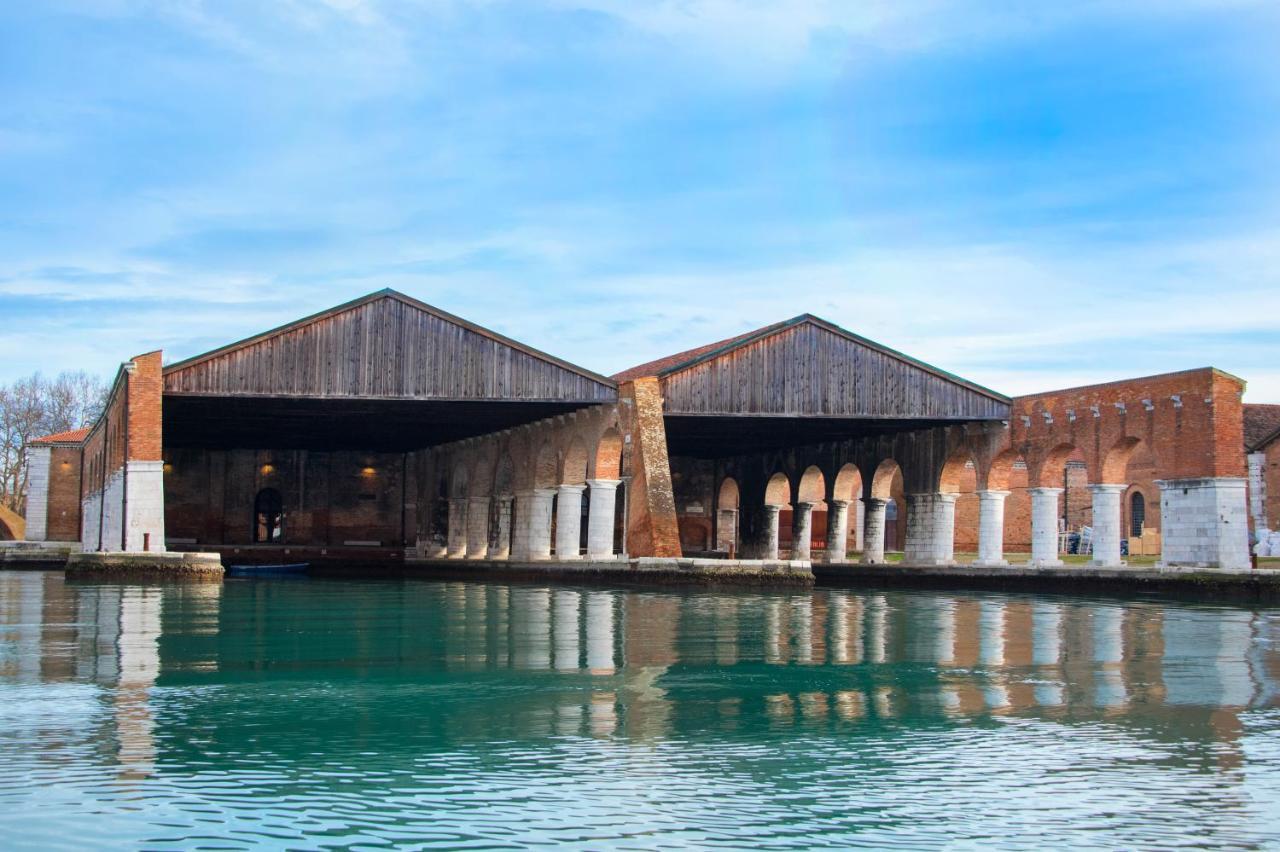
[226,562,310,578]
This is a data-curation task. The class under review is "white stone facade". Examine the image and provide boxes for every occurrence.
[1088,484,1127,568]
[79,461,166,553]
[1157,477,1250,570]
[1248,452,1267,535]
[23,446,51,542]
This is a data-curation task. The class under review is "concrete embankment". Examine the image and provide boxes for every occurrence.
[400,557,815,587]
[815,561,1280,599]
[65,551,224,581]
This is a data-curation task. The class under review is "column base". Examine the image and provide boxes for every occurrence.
[1088,559,1126,568]
[972,559,1009,568]
[1025,558,1064,569]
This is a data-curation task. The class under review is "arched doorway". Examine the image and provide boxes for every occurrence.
[254,488,284,543]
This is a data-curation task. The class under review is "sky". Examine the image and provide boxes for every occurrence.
[2,0,1279,399]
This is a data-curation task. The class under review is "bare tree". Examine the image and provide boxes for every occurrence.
[0,371,109,515]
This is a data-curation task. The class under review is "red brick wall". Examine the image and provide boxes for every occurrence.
[621,379,682,558]
[45,445,83,541]
[80,351,164,500]
[1264,442,1280,532]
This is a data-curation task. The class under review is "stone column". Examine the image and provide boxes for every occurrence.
[825,499,850,563]
[791,502,815,560]
[466,496,490,559]
[860,498,890,562]
[1027,487,1064,567]
[492,495,514,560]
[974,490,1010,567]
[586,479,621,559]
[762,505,782,560]
[1089,484,1127,567]
[903,492,957,566]
[861,498,888,564]
[446,497,468,559]
[555,484,586,560]
[23,445,51,542]
[1157,477,1250,570]
[513,489,555,561]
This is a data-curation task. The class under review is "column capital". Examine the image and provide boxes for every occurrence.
[861,497,889,509]
[977,489,1011,500]
[1089,483,1128,495]
[586,478,622,489]
[532,487,558,499]
[828,499,851,509]
[468,495,491,504]
[557,483,587,495]
[762,504,782,515]
[793,501,817,511]
[1027,486,1064,497]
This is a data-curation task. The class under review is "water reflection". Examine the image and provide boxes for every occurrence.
[1,571,1279,848]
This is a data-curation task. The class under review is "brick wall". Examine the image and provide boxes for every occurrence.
[44,445,83,541]
[621,379,682,558]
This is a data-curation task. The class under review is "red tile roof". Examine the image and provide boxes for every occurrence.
[1245,404,1280,451]
[30,427,90,446]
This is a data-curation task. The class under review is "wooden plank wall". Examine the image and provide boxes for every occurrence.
[164,298,615,402]
[660,323,1008,420]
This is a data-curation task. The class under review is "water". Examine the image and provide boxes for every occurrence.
[2,571,1279,850]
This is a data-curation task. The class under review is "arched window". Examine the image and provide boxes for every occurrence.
[255,488,284,543]
[1130,492,1145,538]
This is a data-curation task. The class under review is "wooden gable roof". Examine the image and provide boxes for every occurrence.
[163,290,616,402]
[626,314,1009,420]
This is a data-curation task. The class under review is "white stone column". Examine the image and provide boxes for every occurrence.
[1157,477,1250,570]
[854,499,865,551]
[903,493,957,566]
[585,479,620,559]
[23,445,51,542]
[716,508,738,553]
[762,505,781,560]
[1027,487,1064,567]
[791,502,815,560]
[861,498,888,564]
[825,499,850,563]
[555,484,586,560]
[528,488,556,560]
[466,496,490,559]
[492,496,513,559]
[974,490,1010,567]
[446,497,468,558]
[1089,484,1127,567]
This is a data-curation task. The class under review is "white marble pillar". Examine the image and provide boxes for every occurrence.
[861,498,888,564]
[466,496,490,559]
[446,497,468,559]
[762,505,782,560]
[903,493,957,566]
[585,479,620,559]
[492,495,513,559]
[1089,484,1127,567]
[825,499,850,563]
[975,490,1010,567]
[555,484,586,560]
[514,489,556,561]
[791,502,815,560]
[1028,487,1064,567]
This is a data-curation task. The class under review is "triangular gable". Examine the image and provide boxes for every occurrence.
[651,315,1009,419]
[164,290,616,402]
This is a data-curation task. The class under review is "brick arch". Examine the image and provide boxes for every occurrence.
[449,461,470,498]
[833,463,862,502]
[937,445,977,494]
[593,427,623,480]
[987,448,1027,491]
[798,465,826,504]
[0,505,23,541]
[718,477,740,510]
[468,450,496,497]
[561,437,589,485]
[494,452,516,497]
[533,441,558,489]
[1032,443,1081,488]
[870,458,901,500]
[764,472,791,507]
[1101,435,1145,484]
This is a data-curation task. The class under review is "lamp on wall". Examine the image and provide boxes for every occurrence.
[261,463,275,475]
[361,466,377,477]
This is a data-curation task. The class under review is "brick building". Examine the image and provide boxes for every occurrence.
[1245,404,1280,536]
[18,289,1258,570]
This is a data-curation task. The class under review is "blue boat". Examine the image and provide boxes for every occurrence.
[226,562,310,578]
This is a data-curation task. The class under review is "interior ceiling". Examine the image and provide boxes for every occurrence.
[163,394,596,452]
[662,415,986,458]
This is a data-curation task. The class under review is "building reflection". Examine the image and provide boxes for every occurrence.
[2,571,1277,773]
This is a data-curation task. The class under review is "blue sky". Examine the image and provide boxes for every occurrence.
[2,0,1279,398]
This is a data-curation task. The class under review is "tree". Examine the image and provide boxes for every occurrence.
[0,371,109,515]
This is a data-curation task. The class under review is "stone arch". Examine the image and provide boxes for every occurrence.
[797,465,826,504]
[449,461,470,498]
[533,441,558,489]
[1035,443,1080,488]
[718,477,740,510]
[1100,436,1144,484]
[764,472,791,507]
[833,463,862,502]
[987,448,1027,491]
[562,437,589,486]
[469,452,495,497]
[870,459,901,500]
[0,504,24,541]
[937,446,977,494]
[594,427,623,480]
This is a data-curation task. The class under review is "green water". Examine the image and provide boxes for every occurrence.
[1,571,1278,849]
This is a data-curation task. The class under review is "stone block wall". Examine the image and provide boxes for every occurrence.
[1158,477,1250,569]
